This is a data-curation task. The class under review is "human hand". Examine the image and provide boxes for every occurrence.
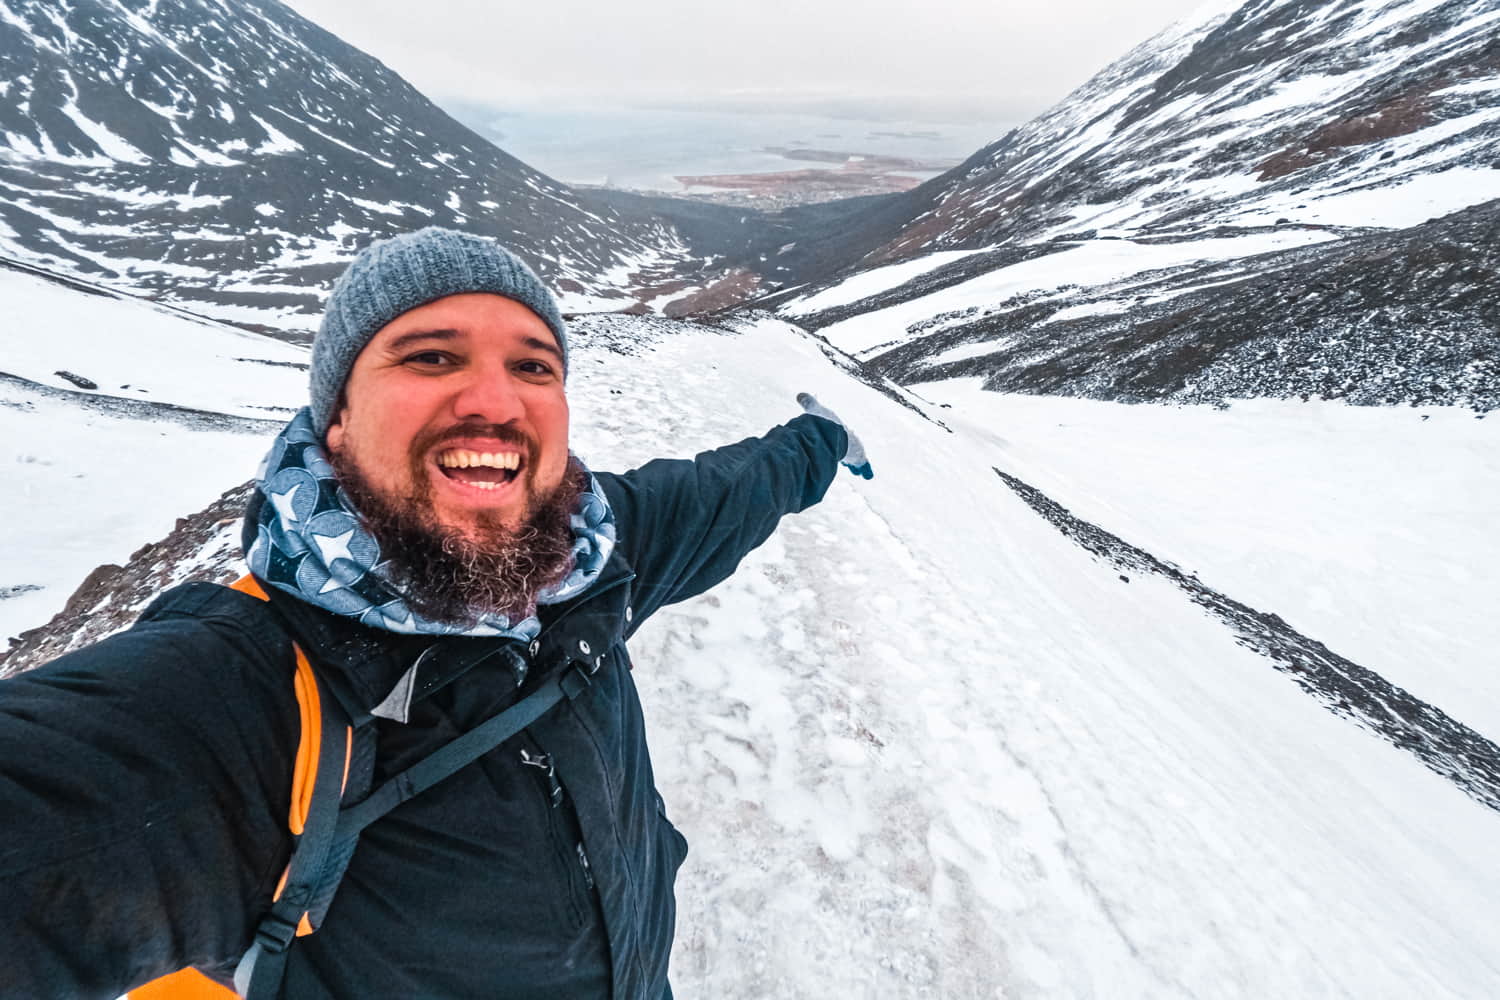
[797,393,873,479]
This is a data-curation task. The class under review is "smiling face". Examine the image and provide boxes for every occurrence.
[324,292,570,541]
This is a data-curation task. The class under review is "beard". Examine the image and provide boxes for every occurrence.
[329,436,584,627]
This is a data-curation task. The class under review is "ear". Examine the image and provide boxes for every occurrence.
[324,398,349,451]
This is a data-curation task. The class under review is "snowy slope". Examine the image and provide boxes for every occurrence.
[810,200,1500,411]
[0,263,299,645]
[589,318,1500,998]
[0,263,307,415]
[4,281,1498,997]
[0,0,710,330]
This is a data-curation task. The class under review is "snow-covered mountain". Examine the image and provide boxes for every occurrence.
[0,0,740,331]
[771,0,1500,409]
[4,274,1500,998]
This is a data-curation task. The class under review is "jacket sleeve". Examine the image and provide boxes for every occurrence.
[0,595,299,999]
[600,413,847,632]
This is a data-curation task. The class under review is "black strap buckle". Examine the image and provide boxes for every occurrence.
[559,662,593,701]
[254,904,303,954]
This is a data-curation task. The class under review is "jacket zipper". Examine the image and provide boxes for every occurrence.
[520,749,596,890]
[518,741,593,930]
[519,747,564,808]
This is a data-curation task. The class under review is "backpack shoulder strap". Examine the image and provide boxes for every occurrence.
[130,576,362,1000]
[234,637,356,999]
[333,657,595,840]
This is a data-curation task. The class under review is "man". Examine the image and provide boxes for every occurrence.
[0,227,871,999]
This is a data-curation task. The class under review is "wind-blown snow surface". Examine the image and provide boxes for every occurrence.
[0,266,307,415]
[913,381,1500,747]
[4,303,1499,996]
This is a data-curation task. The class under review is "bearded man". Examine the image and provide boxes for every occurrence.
[0,227,872,999]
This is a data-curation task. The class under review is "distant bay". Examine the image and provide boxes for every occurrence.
[440,98,1019,195]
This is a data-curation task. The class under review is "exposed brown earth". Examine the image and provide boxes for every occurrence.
[1257,94,1436,180]
[663,269,762,317]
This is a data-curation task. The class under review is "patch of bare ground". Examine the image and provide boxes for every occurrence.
[1257,93,1435,180]
[629,277,696,303]
[0,483,253,678]
[871,181,1020,264]
[663,270,762,318]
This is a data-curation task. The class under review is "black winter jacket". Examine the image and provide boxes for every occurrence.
[0,415,846,999]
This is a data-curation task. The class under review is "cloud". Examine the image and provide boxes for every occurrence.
[284,0,1211,114]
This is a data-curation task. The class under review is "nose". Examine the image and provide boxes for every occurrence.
[449,364,525,426]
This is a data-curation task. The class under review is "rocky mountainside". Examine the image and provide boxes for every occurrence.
[0,0,764,334]
[767,0,1500,410]
[858,199,1500,410]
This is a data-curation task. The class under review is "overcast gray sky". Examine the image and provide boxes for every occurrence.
[283,0,1213,117]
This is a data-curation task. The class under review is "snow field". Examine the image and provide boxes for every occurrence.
[0,267,308,417]
[566,317,1500,998]
[0,382,279,645]
[917,383,1500,739]
[783,249,989,316]
[0,268,307,642]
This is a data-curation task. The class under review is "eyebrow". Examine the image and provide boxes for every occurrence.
[383,329,564,364]
[385,328,459,353]
[521,335,565,363]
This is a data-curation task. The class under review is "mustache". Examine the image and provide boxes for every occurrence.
[414,422,533,455]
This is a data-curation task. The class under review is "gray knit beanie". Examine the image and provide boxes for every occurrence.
[309,226,567,436]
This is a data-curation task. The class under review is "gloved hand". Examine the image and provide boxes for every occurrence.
[797,393,874,479]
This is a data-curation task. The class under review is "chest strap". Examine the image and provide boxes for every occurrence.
[235,596,601,998]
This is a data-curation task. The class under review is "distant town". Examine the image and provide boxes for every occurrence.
[584,146,961,209]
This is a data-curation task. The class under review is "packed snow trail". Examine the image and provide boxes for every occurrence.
[564,315,1500,999]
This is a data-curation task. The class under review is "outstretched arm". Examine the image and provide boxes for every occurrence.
[0,594,297,997]
[599,406,861,631]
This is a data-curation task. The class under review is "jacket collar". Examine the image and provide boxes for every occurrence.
[257,548,636,725]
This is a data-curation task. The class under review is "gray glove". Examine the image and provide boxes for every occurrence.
[797,393,873,479]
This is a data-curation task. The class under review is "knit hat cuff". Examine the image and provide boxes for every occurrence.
[309,228,567,436]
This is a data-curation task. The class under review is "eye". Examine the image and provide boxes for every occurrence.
[516,359,557,379]
[403,350,454,369]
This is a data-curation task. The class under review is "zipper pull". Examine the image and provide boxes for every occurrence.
[576,841,595,890]
[520,748,564,808]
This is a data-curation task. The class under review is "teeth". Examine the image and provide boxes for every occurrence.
[438,450,520,470]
